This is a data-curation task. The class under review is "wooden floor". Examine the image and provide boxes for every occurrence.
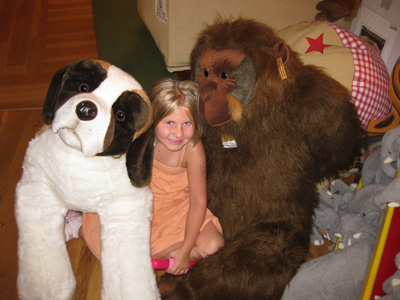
[0,0,99,109]
[0,0,101,299]
[0,1,331,299]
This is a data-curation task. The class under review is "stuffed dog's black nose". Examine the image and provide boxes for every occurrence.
[76,101,98,121]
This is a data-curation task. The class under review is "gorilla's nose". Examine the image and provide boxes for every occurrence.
[76,101,97,120]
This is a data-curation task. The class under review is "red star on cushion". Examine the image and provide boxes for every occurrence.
[305,33,331,54]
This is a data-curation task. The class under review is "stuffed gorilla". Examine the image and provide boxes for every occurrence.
[161,18,365,300]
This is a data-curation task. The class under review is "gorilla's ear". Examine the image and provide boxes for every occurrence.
[42,66,68,124]
[126,126,155,187]
[274,41,289,65]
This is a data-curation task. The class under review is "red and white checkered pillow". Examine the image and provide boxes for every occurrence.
[331,23,390,129]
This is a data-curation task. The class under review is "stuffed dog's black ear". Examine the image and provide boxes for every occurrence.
[42,66,68,124]
[126,126,155,187]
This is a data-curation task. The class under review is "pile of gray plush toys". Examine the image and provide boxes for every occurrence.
[282,126,400,300]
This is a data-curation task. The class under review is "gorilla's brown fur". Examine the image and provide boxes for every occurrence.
[315,0,362,22]
[162,18,365,300]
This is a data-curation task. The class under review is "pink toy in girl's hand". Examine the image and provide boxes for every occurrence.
[152,258,196,270]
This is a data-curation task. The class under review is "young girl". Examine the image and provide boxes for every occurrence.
[72,78,224,275]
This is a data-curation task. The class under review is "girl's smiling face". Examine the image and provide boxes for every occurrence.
[155,106,194,152]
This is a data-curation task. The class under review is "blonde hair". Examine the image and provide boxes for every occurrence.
[149,78,203,145]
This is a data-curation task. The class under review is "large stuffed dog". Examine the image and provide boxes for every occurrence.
[15,60,160,300]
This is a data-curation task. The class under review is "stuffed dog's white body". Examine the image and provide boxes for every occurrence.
[15,60,159,300]
[16,130,155,299]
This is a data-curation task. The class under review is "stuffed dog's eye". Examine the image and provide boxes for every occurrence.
[116,110,125,121]
[79,83,89,93]
[221,72,228,79]
[204,69,209,77]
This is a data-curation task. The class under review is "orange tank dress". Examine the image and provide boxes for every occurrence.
[82,145,222,260]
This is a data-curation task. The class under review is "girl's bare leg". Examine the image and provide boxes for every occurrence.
[190,222,224,259]
[152,222,224,260]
